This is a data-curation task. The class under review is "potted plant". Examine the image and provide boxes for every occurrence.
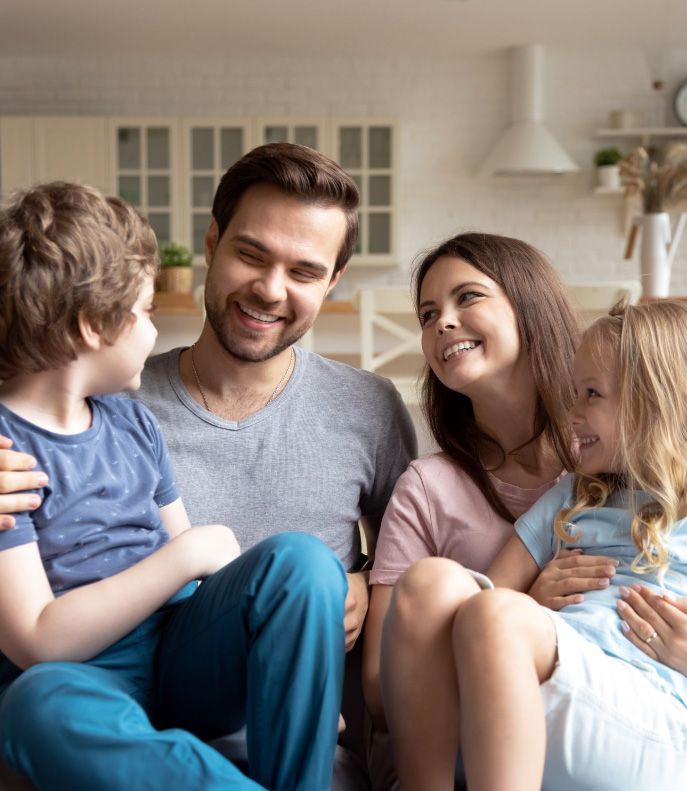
[157,242,193,293]
[594,147,624,190]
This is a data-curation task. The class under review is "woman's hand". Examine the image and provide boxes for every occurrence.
[616,584,687,675]
[528,549,618,610]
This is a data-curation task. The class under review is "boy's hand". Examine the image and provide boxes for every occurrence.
[0,436,49,529]
[174,524,241,579]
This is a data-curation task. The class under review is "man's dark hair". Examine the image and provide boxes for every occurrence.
[212,143,359,275]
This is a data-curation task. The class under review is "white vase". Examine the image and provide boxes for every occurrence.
[639,212,672,298]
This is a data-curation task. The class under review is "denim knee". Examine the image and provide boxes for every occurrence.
[0,664,73,757]
[258,532,348,600]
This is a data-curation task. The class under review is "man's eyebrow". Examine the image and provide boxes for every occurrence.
[232,233,330,276]
[418,281,490,310]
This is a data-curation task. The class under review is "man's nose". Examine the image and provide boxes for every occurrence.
[253,268,287,304]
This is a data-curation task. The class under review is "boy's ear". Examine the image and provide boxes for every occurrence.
[78,312,103,352]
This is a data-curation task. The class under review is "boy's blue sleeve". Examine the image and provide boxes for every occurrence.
[128,400,179,508]
[514,474,576,569]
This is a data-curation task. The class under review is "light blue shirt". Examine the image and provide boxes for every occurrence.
[516,474,687,708]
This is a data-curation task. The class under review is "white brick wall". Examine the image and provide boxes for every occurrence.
[2,47,687,296]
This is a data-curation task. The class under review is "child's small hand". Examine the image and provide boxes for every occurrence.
[174,524,241,579]
[528,549,618,610]
[617,584,687,675]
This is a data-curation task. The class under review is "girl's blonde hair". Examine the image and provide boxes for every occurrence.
[555,301,687,583]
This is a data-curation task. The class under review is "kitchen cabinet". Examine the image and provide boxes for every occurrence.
[1,116,398,267]
[0,116,111,195]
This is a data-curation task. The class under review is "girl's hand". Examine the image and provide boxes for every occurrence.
[528,549,618,610]
[174,524,241,579]
[616,584,687,675]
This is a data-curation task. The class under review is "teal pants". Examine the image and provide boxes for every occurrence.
[0,533,347,791]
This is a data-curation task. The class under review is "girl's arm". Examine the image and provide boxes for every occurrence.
[487,534,541,591]
[362,583,394,730]
[0,511,240,669]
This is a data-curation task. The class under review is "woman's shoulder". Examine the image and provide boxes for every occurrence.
[405,452,476,487]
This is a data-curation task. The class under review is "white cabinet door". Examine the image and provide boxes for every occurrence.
[34,117,112,194]
[0,117,112,196]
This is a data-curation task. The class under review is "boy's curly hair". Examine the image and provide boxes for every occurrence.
[0,182,159,379]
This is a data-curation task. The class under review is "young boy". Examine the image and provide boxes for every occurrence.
[0,182,347,791]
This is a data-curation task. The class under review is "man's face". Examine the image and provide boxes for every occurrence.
[203,184,347,362]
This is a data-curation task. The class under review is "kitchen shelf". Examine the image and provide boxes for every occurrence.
[593,186,624,195]
[595,127,687,145]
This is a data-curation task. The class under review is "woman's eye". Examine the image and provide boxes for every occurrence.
[587,389,600,399]
[418,310,436,326]
[458,290,482,304]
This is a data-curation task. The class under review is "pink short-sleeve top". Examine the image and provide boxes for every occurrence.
[370,452,559,586]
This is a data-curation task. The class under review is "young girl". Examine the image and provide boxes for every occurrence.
[383,301,687,790]
[0,182,346,791]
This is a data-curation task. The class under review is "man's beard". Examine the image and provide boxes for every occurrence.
[205,297,313,363]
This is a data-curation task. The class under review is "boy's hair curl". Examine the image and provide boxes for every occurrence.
[0,182,159,379]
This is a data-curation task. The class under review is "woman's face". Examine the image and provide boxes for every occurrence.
[418,256,526,398]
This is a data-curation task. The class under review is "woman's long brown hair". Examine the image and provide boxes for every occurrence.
[413,232,579,521]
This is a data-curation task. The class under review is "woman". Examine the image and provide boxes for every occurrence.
[362,233,626,785]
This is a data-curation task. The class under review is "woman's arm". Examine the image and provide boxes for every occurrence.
[487,534,541,591]
[0,517,240,669]
[362,583,394,731]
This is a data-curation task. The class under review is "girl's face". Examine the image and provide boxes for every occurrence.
[570,339,622,475]
[418,256,526,398]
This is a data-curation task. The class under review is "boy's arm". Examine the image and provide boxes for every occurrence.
[159,497,193,539]
[0,521,239,670]
[487,534,540,591]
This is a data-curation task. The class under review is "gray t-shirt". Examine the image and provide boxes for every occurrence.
[133,346,417,569]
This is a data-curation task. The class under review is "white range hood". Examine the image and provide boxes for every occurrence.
[479,45,579,178]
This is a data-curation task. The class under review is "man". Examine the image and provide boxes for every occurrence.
[0,143,417,787]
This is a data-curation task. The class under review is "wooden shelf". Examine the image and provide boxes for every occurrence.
[320,300,356,314]
[154,291,200,316]
[595,127,687,144]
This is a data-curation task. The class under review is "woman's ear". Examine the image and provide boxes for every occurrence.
[78,312,103,352]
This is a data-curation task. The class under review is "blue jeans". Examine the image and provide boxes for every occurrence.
[0,533,347,791]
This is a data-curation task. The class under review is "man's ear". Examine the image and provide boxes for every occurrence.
[78,312,103,352]
[204,218,219,267]
[326,264,347,297]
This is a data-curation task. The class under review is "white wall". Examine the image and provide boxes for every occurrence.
[2,46,687,298]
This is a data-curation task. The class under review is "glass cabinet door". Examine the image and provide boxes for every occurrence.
[258,121,323,152]
[186,123,249,257]
[115,123,174,245]
[335,123,395,262]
